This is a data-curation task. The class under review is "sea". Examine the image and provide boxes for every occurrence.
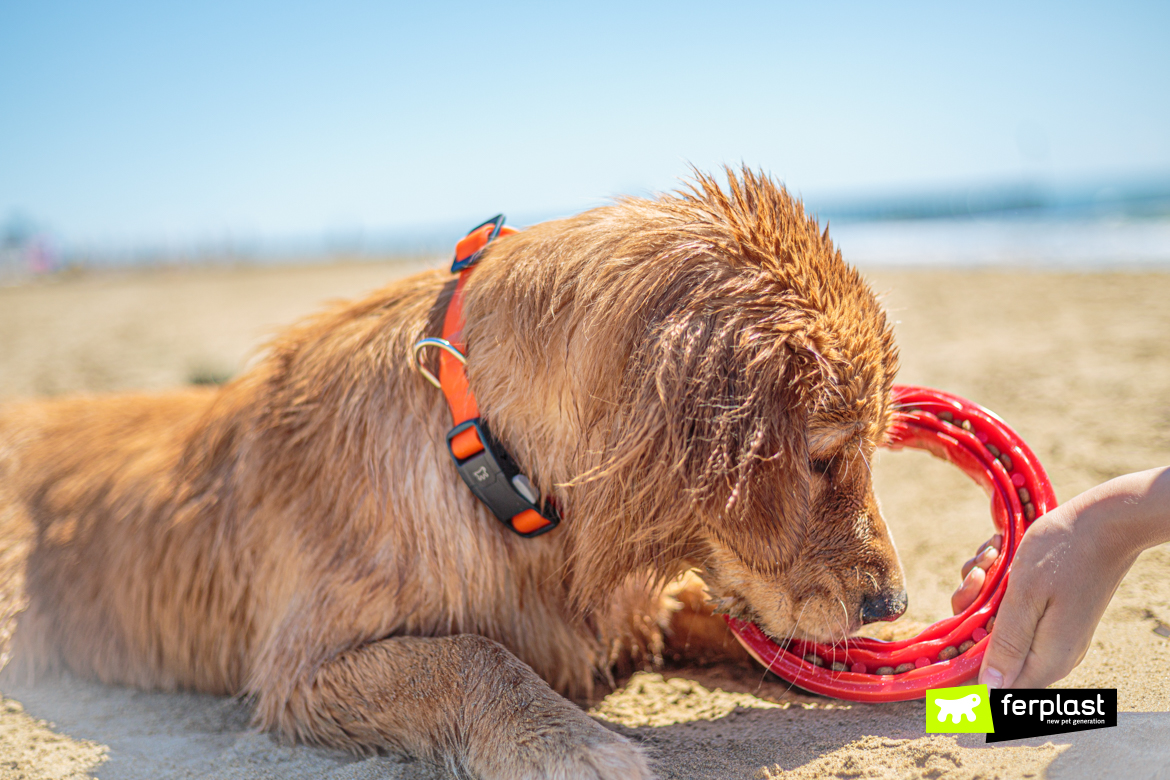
[3,181,1170,282]
[832,216,1170,270]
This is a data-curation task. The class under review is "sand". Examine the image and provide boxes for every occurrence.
[1,260,1168,779]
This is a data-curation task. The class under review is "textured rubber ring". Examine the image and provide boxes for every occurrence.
[726,384,1056,702]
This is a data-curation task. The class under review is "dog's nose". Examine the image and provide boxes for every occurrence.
[860,590,908,624]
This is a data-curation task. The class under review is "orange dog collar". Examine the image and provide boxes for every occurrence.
[412,216,560,537]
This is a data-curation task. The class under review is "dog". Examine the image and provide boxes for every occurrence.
[0,169,904,779]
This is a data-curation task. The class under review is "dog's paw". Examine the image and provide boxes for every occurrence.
[557,736,652,780]
[454,635,653,779]
[470,721,651,780]
[544,723,652,780]
[575,731,653,780]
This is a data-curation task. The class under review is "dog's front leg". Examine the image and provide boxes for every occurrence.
[254,634,650,780]
[662,574,754,665]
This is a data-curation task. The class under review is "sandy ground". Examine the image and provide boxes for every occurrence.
[1,260,1168,779]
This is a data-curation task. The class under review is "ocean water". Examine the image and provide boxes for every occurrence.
[3,216,1170,284]
[832,216,1170,269]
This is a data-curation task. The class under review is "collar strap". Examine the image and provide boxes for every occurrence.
[413,215,559,537]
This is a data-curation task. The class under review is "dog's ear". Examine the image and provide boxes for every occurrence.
[706,393,812,577]
[565,307,817,605]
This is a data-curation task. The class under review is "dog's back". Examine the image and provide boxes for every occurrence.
[0,390,256,692]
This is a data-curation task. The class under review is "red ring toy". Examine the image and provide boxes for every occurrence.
[726,384,1056,702]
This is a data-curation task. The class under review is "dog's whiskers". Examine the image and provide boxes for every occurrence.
[834,597,851,674]
[771,602,812,696]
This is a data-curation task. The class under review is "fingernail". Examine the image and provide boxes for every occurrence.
[980,668,1004,689]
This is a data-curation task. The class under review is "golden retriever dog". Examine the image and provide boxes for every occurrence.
[0,169,904,779]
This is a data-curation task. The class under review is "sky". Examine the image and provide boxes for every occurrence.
[1,0,1168,250]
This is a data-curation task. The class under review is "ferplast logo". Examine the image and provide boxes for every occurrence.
[925,684,995,734]
[925,685,1118,743]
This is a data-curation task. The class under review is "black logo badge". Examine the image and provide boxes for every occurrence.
[985,689,1117,743]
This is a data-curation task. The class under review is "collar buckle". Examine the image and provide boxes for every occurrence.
[446,419,560,537]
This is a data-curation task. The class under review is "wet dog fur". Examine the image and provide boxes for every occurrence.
[0,169,904,779]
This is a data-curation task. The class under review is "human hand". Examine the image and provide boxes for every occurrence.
[951,468,1170,689]
[983,499,1140,688]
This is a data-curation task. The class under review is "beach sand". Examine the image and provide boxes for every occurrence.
[1,261,1168,779]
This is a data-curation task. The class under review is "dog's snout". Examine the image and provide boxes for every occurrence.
[860,590,908,624]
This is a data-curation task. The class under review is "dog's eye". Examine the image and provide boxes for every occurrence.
[811,457,834,475]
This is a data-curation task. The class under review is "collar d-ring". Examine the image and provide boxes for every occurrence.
[411,337,466,389]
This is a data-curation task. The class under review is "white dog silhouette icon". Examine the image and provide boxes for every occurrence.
[934,693,981,723]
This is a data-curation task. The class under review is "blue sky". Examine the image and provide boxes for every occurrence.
[1,1,1167,248]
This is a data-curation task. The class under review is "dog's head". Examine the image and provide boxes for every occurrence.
[464,168,903,644]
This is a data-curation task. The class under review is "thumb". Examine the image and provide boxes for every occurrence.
[978,579,1044,690]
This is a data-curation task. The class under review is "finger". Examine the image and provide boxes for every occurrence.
[960,543,1000,579]
[988,533,1003,551]
[960,535,1002,578]
[960,555,979,580]
[976,534,1002,557]
[1009,649,1072,690]
[978,577,1045,690]
[1009,609,1098,690]
[951,564,986,615]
